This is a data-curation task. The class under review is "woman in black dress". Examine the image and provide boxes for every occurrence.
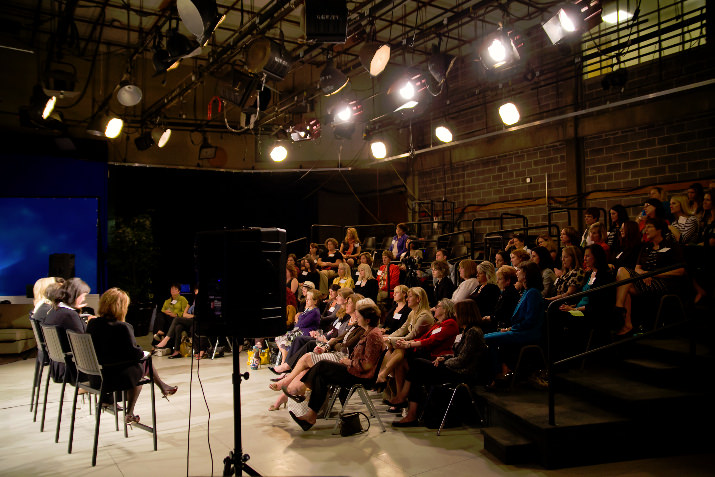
[354,263,378,301]
[87,288,177,423]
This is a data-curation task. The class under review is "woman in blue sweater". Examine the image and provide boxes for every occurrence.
[484,261,545,383]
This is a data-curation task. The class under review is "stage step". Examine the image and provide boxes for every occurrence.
[482,426,533,465]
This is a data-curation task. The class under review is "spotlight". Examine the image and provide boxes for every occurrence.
[166,29,202,60]
[359,41,390,76]
[116,79,142,107]
[270,144,288,162]
[329,100,362,139]
[390,73,427,112]
[601,68,628,91]
[542,0,603,45]
[87,113,123,138]
[245,37,292,82]
[153,48,179,75]
[427,45,456,84]
[435,125,453,143]
[135,131,154,151]
[177,0,225,47]
[499,103,520,126]
[371,140,387,159]
[151,126,172,148]
[288,119,321,142]
[198,134,217,159]
[478,29,521,70]
[30,84,56,120]
[319,60,349,96]
[602,10,632,24]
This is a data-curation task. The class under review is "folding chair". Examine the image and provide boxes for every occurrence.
[40,325,76,442]
[29,319,49,417]
[66,331,157,466]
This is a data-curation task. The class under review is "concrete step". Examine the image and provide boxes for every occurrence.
[482,426,534,465]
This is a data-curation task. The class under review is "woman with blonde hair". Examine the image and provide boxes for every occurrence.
[381,284,411,334]
[670,194,698,244]
[31,277,64,323]
[354,263,378,301]
[332,262,355,289]
[452,259,480,302]
[87,288,177,423]
[468,261,501,318]
[548,245,586,302]
[340,227,362,267]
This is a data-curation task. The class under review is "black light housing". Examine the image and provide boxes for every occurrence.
[166,29,202,60]
[478,29,522,70]
[177,0,225,47]
[319,59,349,96]
[245,37,292,82]
[427,44,456,84]
[304,0,348,43]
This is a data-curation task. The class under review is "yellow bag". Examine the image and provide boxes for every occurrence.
[246,348,270,366]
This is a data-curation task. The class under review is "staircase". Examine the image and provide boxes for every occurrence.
[479,313,715,469]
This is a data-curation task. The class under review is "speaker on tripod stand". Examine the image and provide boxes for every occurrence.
[195,228,286,477]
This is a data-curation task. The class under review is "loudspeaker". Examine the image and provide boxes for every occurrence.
[49,253,75,279]
[195,228,287,338]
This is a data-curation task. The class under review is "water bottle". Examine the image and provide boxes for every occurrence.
[250,345,261,370]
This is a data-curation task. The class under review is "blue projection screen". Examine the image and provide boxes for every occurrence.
[0,198,98,296]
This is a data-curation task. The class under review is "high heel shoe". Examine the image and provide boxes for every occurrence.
[125,414,140,425]
[372,381,387,392]
[268,366,286,375]
[282,386,305,403]
[270,375,286,382]
[268,402,286,411]
[289,411,314,431]
[161,385,178,400]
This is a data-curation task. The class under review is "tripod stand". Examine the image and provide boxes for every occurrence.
[223,336,261,477]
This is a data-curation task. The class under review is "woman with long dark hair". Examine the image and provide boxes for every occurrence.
[607,204,629,255]
[531,246,557,298]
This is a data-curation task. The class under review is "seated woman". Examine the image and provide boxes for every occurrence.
[287,299,385,431]
[320,284,342,327]
[451,259,480,302]
[482,265,520,334]
[392,300,488,427]
[339,227,362,268]
[531,246,557,298]
[155,285,199,359]
[354,252,374,283]
[380,285,411,334]
[274,289,321,366]
[332,262,355,289]
[494,251,509,270]
[268,294,366,410]
[87,288,177,423]
[354,263,378,301]
[152,283,189,346]
[613,221,642,270]
[31,277,65,376]
[560,227,580,250]
[298,257,320,288]
[547,245,586,302]
[589,222,610,260]
[638,198,668,241]
[484,261,545,384]
[382,298,459,412]
[614,217,686,335]
[557,245,615,349]
[468,261,501,317]
[286,264,299,296]
[431,260,456,305]
[376,251,400,307]
[390,223,410,260]
[317,238,344,280]
[307,242,320,264]
[45,278,91,383]
[670,194,699,245]
[698,189,714,247]
[537,234,560,270]
[606,205,630,256]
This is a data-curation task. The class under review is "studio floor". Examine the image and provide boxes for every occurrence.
[2,344,713,477]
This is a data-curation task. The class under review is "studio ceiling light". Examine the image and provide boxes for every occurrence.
[478,29,522,70]
[359,36,390,77]
[289,119,321,142]
[152,48,179,75]
[116,76,142,107]
[435,125,453,143]
[270,144,288,162]
[30,85,56,120]
[177,0,225,47]
[427,44,456,84]
[499,102,520,125]
[371,140,387,159]
[87,113,123,138]
[319,59,349,96]
[166,29,202,60]
[390,73,427,112]
[152,125,172,148]
[542,0,603,44]
[245,37,292,82]
[134,131,154,151]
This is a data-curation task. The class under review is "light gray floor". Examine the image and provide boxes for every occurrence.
[2,349,713,477]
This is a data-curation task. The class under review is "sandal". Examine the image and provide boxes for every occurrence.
[125,414,140,424]
[281,386,306,403]
[161,385,178,400]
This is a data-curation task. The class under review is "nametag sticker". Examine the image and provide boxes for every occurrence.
[616,252,623,259]
[329,253,334,257]
[171,300,177,305]
[658,247,670,252]
[328,306,335,312]
[377,270,383,276]
[431,327,442,335]
[569,310,585,317]
[393,313,401,320]
[588,275,596,285]
[302,271,308,275]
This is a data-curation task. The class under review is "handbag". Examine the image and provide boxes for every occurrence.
[338,411,370,437]
[246,347,270,366]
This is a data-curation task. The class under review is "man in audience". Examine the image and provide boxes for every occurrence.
[580,207,600,248]
[506,233,530,255]
[434,248,457,285]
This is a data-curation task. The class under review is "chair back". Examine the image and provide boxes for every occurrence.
[66,331,102,377]
[364,347,388,387]
[30,319,48,361]
[42,325,69,365]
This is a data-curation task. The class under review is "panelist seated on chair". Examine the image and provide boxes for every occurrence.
[155,285,198,359]
[392,300,488,428]
[286,300,386,431]
[87,288,178,423]
[44,277,92,383]
[152,283,189,346]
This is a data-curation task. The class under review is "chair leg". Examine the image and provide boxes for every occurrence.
[332,387,358,434]
[40,371,51,431]
[123,391,128,438]
[113,392,119,431]
[92,393,102,466]
[30,359,40,412]
[150,366,157,451]
[68,386,79,454]
[357,386,385,432]
[55,377,67,443]
[33,364,45,422]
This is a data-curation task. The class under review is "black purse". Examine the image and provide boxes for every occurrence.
[338,411,370,436]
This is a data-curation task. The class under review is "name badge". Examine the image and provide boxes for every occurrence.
[328,306,335,312]
[302,271,308,275]
[328,253,334,257]
[588,275,596,285]
[377,270,383,276]
[171,299,177,305]
[431,327,442,335]
[658,247,671,252]
[393,313,401,320]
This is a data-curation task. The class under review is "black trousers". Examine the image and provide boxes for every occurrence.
[302,360,370,413]
[406,358,466,403]
[286,339,319,369]
[153,312,174,335]
[167,317,194,351]
[288,335,314,360]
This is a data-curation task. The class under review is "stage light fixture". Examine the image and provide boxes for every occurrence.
[542,0,603,44]
[359,40,390,76]
[288,118,321,142]
[435,125,453,143]
[319,59,349,96]
[427,44,456,84]
[371,140,387,159]
[152,48,179,75]
[499,102,520,125]
[166,29,202,60]
[245,37,292,82]
[87,113,123,138]
[602,10,632,24]
[116,80,142,107]
[390,73,427,112]
[135,131,154,151]
[479,29,521,69]
[30,84,56,120]
[152,126,172,148]
[177,0,225,47]
[270,144,288,162]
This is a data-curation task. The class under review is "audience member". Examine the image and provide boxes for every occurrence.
[390,223,410,259]
[156,285,199,359]
[332,262,355,289]
[376,251,400,307]
[339,227,362,267]
[354,252,374,282]
[452,259,480,302]
[317,238,344,279]
[298,257,320,290]
[589,222,610,258]
[153,283,188,345]
[431,260,456,305]
[548,245,585,302]
[468,261,501,317]
[434,248,457,285]
[307,242,320,263]
[669,194,698,245]
[647,186,674,222]
[481,265,520,334]
[380,285,411,334]
[274,288,321,365]
[606,205,629,255]
[687,182,704,217]
[506,233,530,255]
[354,263,378,301]
[494,251,509,269]
[319,284,343,329]
[613,221,642,269]
[537,234,560,269]
[31,277,64,325]
[698,190,714,246]
[286,264,299,296]
[637,197,667,240]
[560,226,580,250]
[510,249,530,268]
[580,207,600,247]
[531,246,557,298]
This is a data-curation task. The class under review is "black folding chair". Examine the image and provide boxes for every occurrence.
[66,331,157,466]
[40,325,76,442]
[29,318,49,418]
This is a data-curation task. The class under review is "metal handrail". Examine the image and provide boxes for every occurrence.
[545,262,688,426]
[483,223,561,257]
[435,229,474,260]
